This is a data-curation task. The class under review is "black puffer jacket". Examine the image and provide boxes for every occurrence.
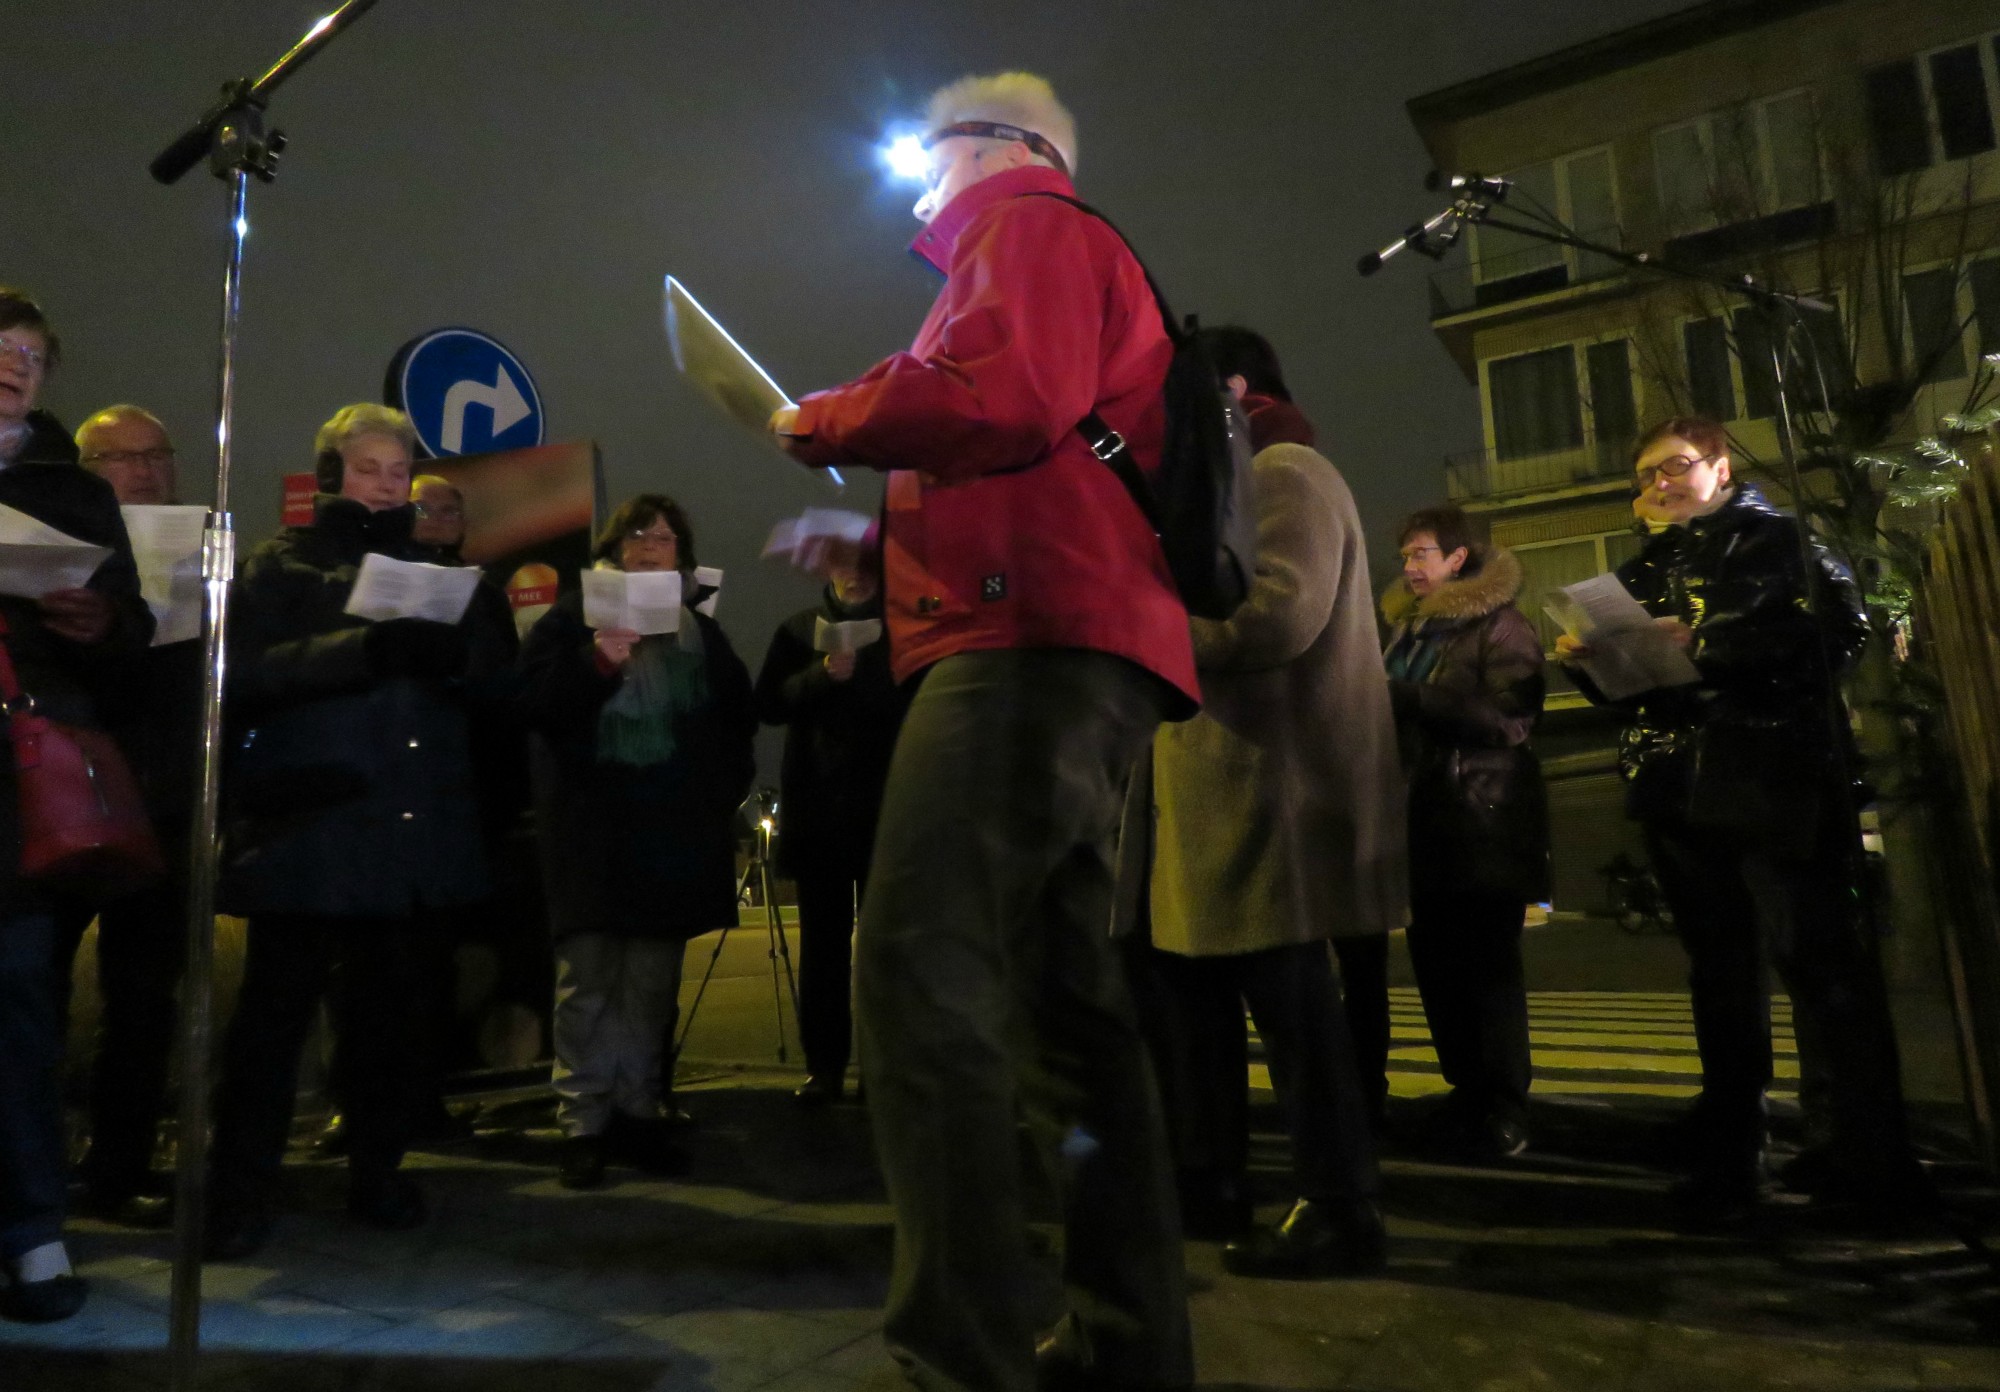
[219,495,512,918]
[1582,484,1866,834]
[0,412,155,910]
[1381,545,1550,904]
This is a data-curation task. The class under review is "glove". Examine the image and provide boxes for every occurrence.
[365,617,469,681]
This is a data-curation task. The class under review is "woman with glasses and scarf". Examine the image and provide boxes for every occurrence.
[1559,415,1917,1221]
[518,494,755,1189]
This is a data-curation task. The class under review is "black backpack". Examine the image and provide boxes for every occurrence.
[1033,194,1256,622]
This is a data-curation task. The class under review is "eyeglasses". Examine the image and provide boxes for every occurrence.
[83,448,175,468]
[0,340,48,373]
[1398,545,1440,562]
[1635,450,1722,488]
[624,527,678,547]
[412,501,464,520]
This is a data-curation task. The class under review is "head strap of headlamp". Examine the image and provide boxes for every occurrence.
[922,120,1070,178]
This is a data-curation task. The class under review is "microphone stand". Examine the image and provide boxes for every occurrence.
[148,7,380,1389]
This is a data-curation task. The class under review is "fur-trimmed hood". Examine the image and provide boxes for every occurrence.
[1379,544,1524,627]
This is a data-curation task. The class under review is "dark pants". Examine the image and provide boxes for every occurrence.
[794,863,865,1081]
[0,910,67,1259]
[211,914,425,1205]
[1405,891,1532,1126]
[858,650,1191,1392]
[1645,807,1910,1178]
[1142,941,1380,1206]
[1332,934,1390,1125]
[52,857,189,1194]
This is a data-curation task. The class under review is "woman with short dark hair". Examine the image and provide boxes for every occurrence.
[519,493,756,1189]
[1381,504,1549,1162]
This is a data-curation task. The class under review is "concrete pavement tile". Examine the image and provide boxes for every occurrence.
[1917,1346,2000,1388]
[811,1329,892,1382]
[1627,1324,1922,1392]
[323,1294,619,1361]
[112,1242,371,1312]
[1345,1310,1646,1392]
[186,1293,395,1354]
[280,1241,564,1319]
[509,1258,763,1322]
[0,1347,163,1392]
[577,1303,870,1392]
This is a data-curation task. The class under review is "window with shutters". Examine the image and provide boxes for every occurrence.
[1902,259,2000,385]
[1678,299,1847,421]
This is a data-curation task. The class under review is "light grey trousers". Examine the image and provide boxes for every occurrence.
[552,933,685,1137]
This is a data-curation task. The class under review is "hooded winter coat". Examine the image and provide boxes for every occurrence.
[518,588,756,941]
[1380,545,1551,905]
[0,411,155,911]
[218,496,509,918]
[1143,403,1407,956]
[786,164,1198,709]
[1577,484,1866,844]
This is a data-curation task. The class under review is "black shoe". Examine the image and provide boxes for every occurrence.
[203,1198,276,1262]
[1,1274,87,1323]
[315,1112,349,1158]
[1222,1198,1387,1280]
[1034,1312,1191,1391]
[1177,1172,1252,1241]
[605,1114,691,1177]
[559,1134,608,1191]
[793,1075,842,1108]
[347,1170,427,1230]
[77,1182,174,1230]
[1473,1116,1530,1162]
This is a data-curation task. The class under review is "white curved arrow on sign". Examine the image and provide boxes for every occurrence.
[440,365,531,454]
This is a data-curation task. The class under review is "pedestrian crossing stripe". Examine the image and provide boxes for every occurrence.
[1249,989,1799,1102]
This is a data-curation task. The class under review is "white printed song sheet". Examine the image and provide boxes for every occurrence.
[813,616,883,654]
[582,568,683,636]
[0,502,110,599]
[122,505,206,646]
[342,553,481,625]
[1544,573,1701,702]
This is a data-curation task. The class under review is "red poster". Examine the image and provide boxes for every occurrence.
[281,472,317,527]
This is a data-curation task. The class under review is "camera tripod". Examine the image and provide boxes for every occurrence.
[676,788,804,1064]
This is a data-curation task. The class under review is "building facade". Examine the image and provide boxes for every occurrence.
[1406,0,2000,914]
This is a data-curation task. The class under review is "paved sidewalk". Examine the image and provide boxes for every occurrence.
[5,1069,1998,1391]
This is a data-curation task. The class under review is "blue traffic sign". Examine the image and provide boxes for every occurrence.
[387,328,545,459]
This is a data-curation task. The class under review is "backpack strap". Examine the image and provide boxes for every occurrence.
[1019,191,1175,536]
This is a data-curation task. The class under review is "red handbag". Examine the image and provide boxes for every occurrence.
[0,612,165,899]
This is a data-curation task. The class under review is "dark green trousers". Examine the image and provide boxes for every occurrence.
[858,649,1193,1392]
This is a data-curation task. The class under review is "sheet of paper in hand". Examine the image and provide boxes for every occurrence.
[662,276,843,490]
[762,508,872,561]
[1544,573,1701,702]
[343,553,482,625]
[813,615,883,654]
[122,504,207,646]
[582,567,683,636]
[692,565,723,617]
[0,502,111,599]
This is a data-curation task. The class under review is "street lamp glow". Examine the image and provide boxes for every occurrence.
[880,134,929,182]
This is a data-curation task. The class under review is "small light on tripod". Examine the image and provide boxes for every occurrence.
[759,818,774,832]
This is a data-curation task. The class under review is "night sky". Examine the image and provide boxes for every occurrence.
[9,0,1688,724]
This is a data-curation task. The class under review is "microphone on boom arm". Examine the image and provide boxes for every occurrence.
[1424,169,1513,200]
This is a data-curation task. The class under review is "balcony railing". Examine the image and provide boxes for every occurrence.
[1445,433,1635,501]
[1428,227,1626,319]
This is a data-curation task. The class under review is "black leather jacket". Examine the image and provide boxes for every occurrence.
[1581,484,1866,826]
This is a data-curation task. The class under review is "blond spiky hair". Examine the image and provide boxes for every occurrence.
[926,71,1078,177]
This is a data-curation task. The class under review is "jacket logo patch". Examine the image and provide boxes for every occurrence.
[981,574,1007,602]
